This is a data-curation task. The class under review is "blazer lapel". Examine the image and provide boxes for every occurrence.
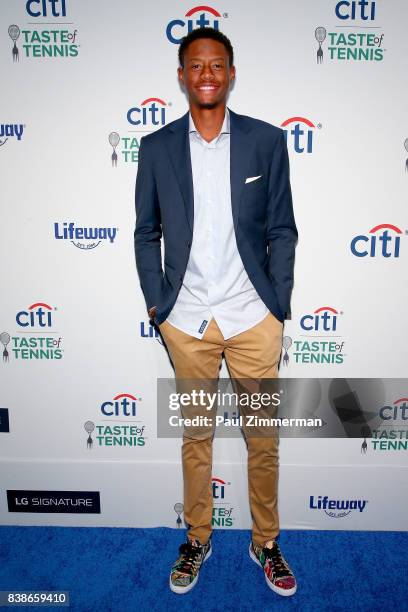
[164,107,253,235]
[229,108,253,228]
[165,111,194,233]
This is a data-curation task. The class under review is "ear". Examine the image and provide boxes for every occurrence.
[177,66,184,86]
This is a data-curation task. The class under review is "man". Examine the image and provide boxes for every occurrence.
[134,27,298,596]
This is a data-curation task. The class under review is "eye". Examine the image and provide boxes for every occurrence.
[191,64,201,70]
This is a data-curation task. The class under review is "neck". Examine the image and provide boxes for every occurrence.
[189,104,226,143]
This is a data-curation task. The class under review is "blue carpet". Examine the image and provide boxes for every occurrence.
[0,527,406,611]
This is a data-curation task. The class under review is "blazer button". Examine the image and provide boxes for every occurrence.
[187,241,191,248]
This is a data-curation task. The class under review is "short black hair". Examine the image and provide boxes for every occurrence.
[178,27,234,68]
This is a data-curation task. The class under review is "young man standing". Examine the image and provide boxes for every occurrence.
[134,28,298,596]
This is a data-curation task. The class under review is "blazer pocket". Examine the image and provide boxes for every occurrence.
[244,176,266,193]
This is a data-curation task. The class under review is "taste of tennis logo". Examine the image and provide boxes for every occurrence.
[315,0,385,64]
[83,393,146,450]
[363,397,408,453]
[212,476,235,527]
[108,98,170,165]
[166,5,226,44]
[281,306,345,366]
[1,302,63,363]
[281,117,321,154]
[8,1,79,61]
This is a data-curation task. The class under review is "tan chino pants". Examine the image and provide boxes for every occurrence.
[159,311,283,547]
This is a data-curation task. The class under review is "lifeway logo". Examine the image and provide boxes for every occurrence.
[281,117,321,153]
[282,306,345,366]
[54,221,117,249]
[100,393,140,417]
[351,223,406,258]
[309,494,368,517]
[166,5,224,44]
[0,124,25,146]
[140,320,164,345]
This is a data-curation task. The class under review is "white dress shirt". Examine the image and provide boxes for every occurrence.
[165,107,269,340]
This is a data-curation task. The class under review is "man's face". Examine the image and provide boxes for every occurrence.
[177,38,235,109]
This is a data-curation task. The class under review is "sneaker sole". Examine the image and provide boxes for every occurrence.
[249,542,297,597]
[169,545,212,595]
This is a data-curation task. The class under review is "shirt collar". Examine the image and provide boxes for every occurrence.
[188,107,230,138]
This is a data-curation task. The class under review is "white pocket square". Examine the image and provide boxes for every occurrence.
[245,175,262,184]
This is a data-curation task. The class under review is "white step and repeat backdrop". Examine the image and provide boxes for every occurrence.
[1,0,407,530]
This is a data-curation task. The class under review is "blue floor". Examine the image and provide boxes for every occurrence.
[0,527,406,611]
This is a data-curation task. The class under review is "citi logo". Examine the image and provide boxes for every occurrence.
[350,223,404,258]
[300,306,341,332]
[166,5,222,44]
[16,302,55,328]
[0,124,25,146]
[335,0,376,21]
[380,397,408,421]
[309,495,367,517]
[281,117,319,153]
[212,477,229,500]
[101,393,140,417]
[127,98,168,127]
[26,0,67,17]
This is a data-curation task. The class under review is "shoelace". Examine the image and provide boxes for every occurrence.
[262,544,293,578]
[176,542,202,574]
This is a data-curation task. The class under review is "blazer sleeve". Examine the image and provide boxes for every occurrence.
[266,129,298,319]
[134,136,164,312]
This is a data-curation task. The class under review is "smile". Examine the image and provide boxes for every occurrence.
[197,85,219,91]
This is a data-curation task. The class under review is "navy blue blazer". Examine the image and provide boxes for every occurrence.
[134,107,298,326]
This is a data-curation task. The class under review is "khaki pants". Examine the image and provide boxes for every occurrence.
[159,312,283,547]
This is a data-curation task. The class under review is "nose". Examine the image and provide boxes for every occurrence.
[200,63,215,80]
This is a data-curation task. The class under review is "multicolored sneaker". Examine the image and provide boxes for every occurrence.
[169,537,212,594]
[249,539,297,596]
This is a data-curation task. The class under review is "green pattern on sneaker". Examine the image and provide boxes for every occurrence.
[251,540,297,596]
[170,538,211,593]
